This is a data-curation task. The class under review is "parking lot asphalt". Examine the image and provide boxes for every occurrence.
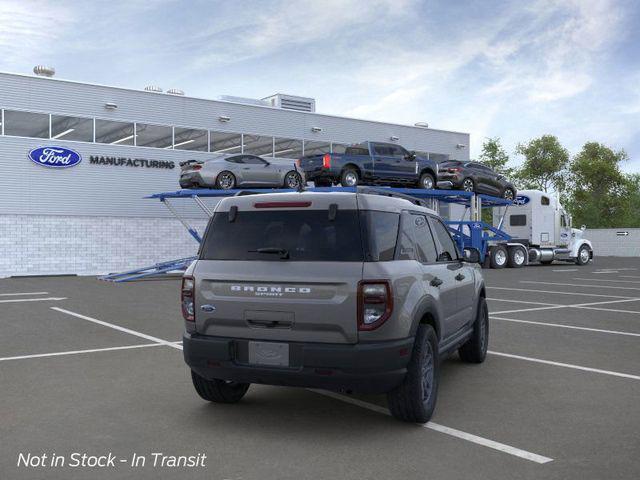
[1,257,639,479]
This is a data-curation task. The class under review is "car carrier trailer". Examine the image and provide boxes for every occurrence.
[99,186,592,282]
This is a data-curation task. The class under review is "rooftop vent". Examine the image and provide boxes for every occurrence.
[262,94,316,112]
[144,85,163,93]
[33,65,55,77]
[167,88,185,96]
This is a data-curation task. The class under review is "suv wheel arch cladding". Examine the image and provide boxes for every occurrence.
[410,296,443,341]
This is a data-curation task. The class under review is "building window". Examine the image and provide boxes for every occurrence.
[210,131,242,154]
[331,143,348,154]
[51,115,93,142]
[273,137,303,159]
[173,127,208,151]
[303,140,331,156]
[95,119,135,145]
[3,110,49,138]
[243,135,274,156]
[135,123,172,149]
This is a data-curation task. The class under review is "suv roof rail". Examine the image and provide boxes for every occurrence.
[355,186,431,208]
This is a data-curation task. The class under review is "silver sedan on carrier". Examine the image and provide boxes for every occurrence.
[179,154,305,190]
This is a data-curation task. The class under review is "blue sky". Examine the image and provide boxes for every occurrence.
[1,0,638,171]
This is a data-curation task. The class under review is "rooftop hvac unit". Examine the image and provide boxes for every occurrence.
[144,85,163,93]
[262,94,316,112]
[167,88,185,96]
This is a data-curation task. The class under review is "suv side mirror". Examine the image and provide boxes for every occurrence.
[462,248,480,263]
[404,151,416,161]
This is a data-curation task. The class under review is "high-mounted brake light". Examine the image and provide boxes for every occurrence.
[181,276,195,322]
[358,280,393,331]
[322,153,331,169]
[254,201,312,208]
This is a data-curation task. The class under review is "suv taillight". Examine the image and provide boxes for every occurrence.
[181,276,195,322]
[358,280,393,331]
[322,153,331,168]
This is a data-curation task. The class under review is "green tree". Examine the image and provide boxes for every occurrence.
[515,135,569,192]
[478,137,514,177]
[566,142,632,228]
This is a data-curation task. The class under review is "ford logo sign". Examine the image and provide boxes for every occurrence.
[28,146,82,168]
[514,195,530,206]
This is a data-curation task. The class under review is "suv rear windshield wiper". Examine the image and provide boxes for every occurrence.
[248,247,290,259]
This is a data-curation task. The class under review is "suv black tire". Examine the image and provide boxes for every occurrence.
[489,245,508,269]
[387,324,439,423]
[191,370,250,403]
[462,178,475,192]
[340,167,360,187]
[458,297,489,363]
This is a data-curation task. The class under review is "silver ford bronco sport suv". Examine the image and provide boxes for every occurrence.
[182,188,488,423]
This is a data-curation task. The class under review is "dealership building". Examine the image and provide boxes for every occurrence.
[0,69,470,278]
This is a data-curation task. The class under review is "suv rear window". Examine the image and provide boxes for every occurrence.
[199,209,400,262]
[200,210,363,262]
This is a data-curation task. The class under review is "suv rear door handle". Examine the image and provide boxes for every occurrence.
[455,273,465,281]
[430,277,443,287]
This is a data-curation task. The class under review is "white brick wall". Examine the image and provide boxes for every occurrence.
[0,215,208,278]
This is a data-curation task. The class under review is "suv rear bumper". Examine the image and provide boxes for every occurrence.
[183,332,414,394]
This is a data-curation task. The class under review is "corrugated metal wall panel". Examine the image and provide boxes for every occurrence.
[1,71,470,219]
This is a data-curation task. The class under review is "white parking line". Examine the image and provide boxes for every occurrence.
[491,305,567,315]
[309,389,553,464]
[488,286,637,299]
[0,292,49,296]
[573,306,640,315]
[521,281,640,291]
[0,297,67,304]
[552,269,578,272]
[621,275,640,279]
[488,351,640,381]
[0,343,162,362]
[490,298,640,315]
[487,298,559,306]
[573,278,640,284]
[51,307,183,350]
[490,316,640,338]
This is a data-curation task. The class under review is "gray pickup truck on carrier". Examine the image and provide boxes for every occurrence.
[182,188,488,423]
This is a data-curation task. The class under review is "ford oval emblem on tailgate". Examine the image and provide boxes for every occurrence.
[28,146,82,168]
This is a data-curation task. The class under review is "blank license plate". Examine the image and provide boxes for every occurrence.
[248,341,289,367]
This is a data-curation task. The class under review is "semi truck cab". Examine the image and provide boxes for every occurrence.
[491,189,593,267]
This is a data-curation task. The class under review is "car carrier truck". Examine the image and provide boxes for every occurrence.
[488,189,593,268]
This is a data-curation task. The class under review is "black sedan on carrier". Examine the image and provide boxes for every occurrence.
[436,160,516,200]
